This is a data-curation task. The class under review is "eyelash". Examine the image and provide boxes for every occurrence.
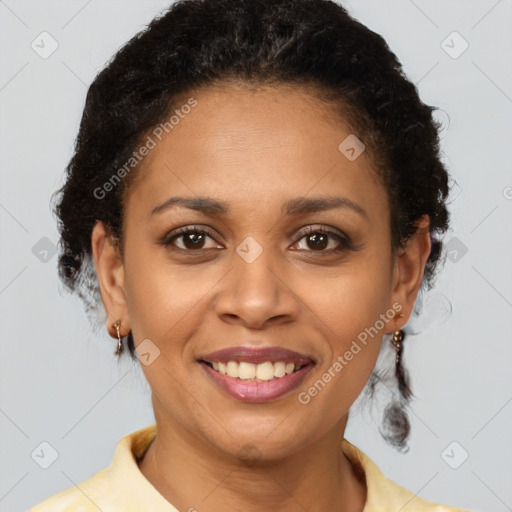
[160,225,354,255]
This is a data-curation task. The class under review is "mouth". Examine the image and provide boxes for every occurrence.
[197,346,316,402]
[201,360,308,381]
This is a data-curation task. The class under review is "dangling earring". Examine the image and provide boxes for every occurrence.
[113,320,123,356]
[390,313,411,400]
[379,312,412,451]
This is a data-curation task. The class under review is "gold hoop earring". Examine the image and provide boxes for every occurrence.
[113,321,123,356]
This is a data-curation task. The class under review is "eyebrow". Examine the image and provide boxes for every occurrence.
[151,195,367,219]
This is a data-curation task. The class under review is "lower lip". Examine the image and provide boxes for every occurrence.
[199,362,314,402]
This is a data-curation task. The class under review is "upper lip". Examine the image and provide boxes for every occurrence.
[200,346,315,365]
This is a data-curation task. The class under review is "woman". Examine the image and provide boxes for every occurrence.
[30,0,474,510]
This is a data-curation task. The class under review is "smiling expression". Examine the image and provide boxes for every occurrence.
[92,82,429,460]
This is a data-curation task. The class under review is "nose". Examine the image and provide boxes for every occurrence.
[213,243,301,330]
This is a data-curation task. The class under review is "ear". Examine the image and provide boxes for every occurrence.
[91,221,131,338]
[385,215,431,333]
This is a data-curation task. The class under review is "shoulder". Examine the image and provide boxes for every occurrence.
[341,439,476,512]
[28,468,111,512]
[29,424,166,512]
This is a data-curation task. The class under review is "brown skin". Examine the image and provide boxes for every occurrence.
[92,83,431,512]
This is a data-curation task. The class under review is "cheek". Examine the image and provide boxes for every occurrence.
[297,273,392,428]
[122,239,176,341]
[298,245,393,398]
[306,251,393,347]
[122,241,216,348]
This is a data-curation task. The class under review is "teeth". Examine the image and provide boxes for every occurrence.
[226,361,239,378]
[239,362,256,379]
[256,362,274,380]
[273,361,286,378]
[208,360,304,381]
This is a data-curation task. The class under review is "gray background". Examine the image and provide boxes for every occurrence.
[1,1,511,511]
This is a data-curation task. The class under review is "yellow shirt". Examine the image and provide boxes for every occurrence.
[29,424,472,511]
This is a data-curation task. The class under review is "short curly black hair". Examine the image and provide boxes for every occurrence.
[54,0,451,450]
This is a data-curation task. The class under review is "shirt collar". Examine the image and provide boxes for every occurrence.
[108,423,425,511]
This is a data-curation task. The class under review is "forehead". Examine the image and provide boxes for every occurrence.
[125,83,387,222]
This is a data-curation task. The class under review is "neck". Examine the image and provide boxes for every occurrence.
[138,405,366,512]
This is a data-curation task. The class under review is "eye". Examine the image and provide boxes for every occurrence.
[160,225,355,254]
[160,226,221,251]
[293,226,353,254]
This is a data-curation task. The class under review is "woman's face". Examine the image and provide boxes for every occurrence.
[93,83,429,461]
